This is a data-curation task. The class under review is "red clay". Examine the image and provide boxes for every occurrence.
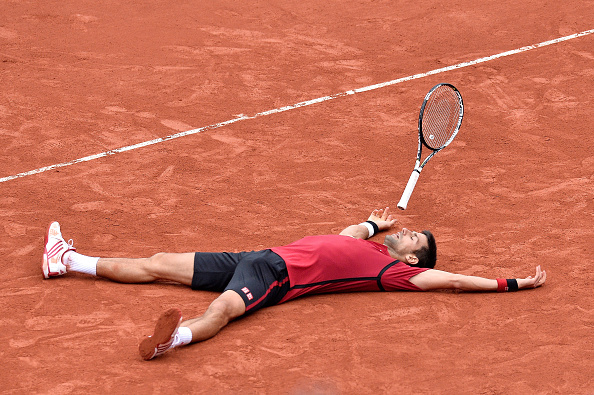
[1,1,593,393]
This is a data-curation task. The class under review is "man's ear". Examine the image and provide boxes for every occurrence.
[404,253,419,265]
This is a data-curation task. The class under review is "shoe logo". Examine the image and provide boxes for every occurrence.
[47,242,65,263]
[44,232,71,277]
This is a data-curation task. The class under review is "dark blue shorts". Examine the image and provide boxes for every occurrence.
[191,250,290,314]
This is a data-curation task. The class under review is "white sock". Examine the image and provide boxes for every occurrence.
[171,326,193,348]
[65,251,99,276]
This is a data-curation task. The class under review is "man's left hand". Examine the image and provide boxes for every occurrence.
[517,265,547,289]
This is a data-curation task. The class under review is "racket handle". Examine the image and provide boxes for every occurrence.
[397,170,420,210]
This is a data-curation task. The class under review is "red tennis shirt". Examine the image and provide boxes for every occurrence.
[271,235,428,303]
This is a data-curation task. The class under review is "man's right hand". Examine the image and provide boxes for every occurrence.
[367,207,397,231]
[338,206,397,239]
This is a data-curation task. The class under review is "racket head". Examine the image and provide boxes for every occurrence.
[418,83,463,151]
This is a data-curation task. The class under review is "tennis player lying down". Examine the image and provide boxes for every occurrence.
[41,207,546,360]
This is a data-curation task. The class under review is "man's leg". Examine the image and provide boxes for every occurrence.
[139,290,246,360]
[43,221,195,285]
[140,251,289,360]
[43,222,247,360]
[179,290,246,341]
[94,253,195,286]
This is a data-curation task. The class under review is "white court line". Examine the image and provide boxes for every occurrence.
[1,28,593,184]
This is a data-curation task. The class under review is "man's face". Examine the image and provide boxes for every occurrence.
[384,228,429,261]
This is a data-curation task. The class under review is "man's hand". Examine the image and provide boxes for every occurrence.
[368,207,397,231]
[410,265,548,291]
[517,265,547,289]
[338,207,398,239]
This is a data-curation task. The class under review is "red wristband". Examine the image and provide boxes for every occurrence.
[496,278,507,292]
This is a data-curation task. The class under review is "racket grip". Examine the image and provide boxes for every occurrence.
[397,170,420,210]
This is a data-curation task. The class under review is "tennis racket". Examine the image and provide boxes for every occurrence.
[397,83,464,210]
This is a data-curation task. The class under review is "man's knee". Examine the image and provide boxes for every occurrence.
[148,252,168,264]
[208,291,246,323]
[145,252,195,286]
[146,252,174,278]
[147,252,166,267]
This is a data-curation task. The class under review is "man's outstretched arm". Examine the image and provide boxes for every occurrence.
[339,207,397,239]
[409,265,547,291]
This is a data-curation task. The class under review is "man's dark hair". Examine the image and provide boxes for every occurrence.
[414,230,437,269]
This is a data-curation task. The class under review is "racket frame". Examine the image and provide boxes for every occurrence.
[397,83,464,210]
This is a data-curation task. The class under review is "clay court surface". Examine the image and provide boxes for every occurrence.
[1,0,593,393]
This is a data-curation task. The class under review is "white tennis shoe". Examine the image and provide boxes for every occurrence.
[139,308,183,361]
[42,222,76,279]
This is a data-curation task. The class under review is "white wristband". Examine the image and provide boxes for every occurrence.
[359,222,375,238]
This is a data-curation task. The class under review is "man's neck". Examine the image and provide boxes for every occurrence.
[385,246,400,261]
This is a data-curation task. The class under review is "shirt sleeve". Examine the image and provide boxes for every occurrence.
[380,262,429,291]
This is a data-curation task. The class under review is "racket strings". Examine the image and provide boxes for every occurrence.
[421,86,461,149]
